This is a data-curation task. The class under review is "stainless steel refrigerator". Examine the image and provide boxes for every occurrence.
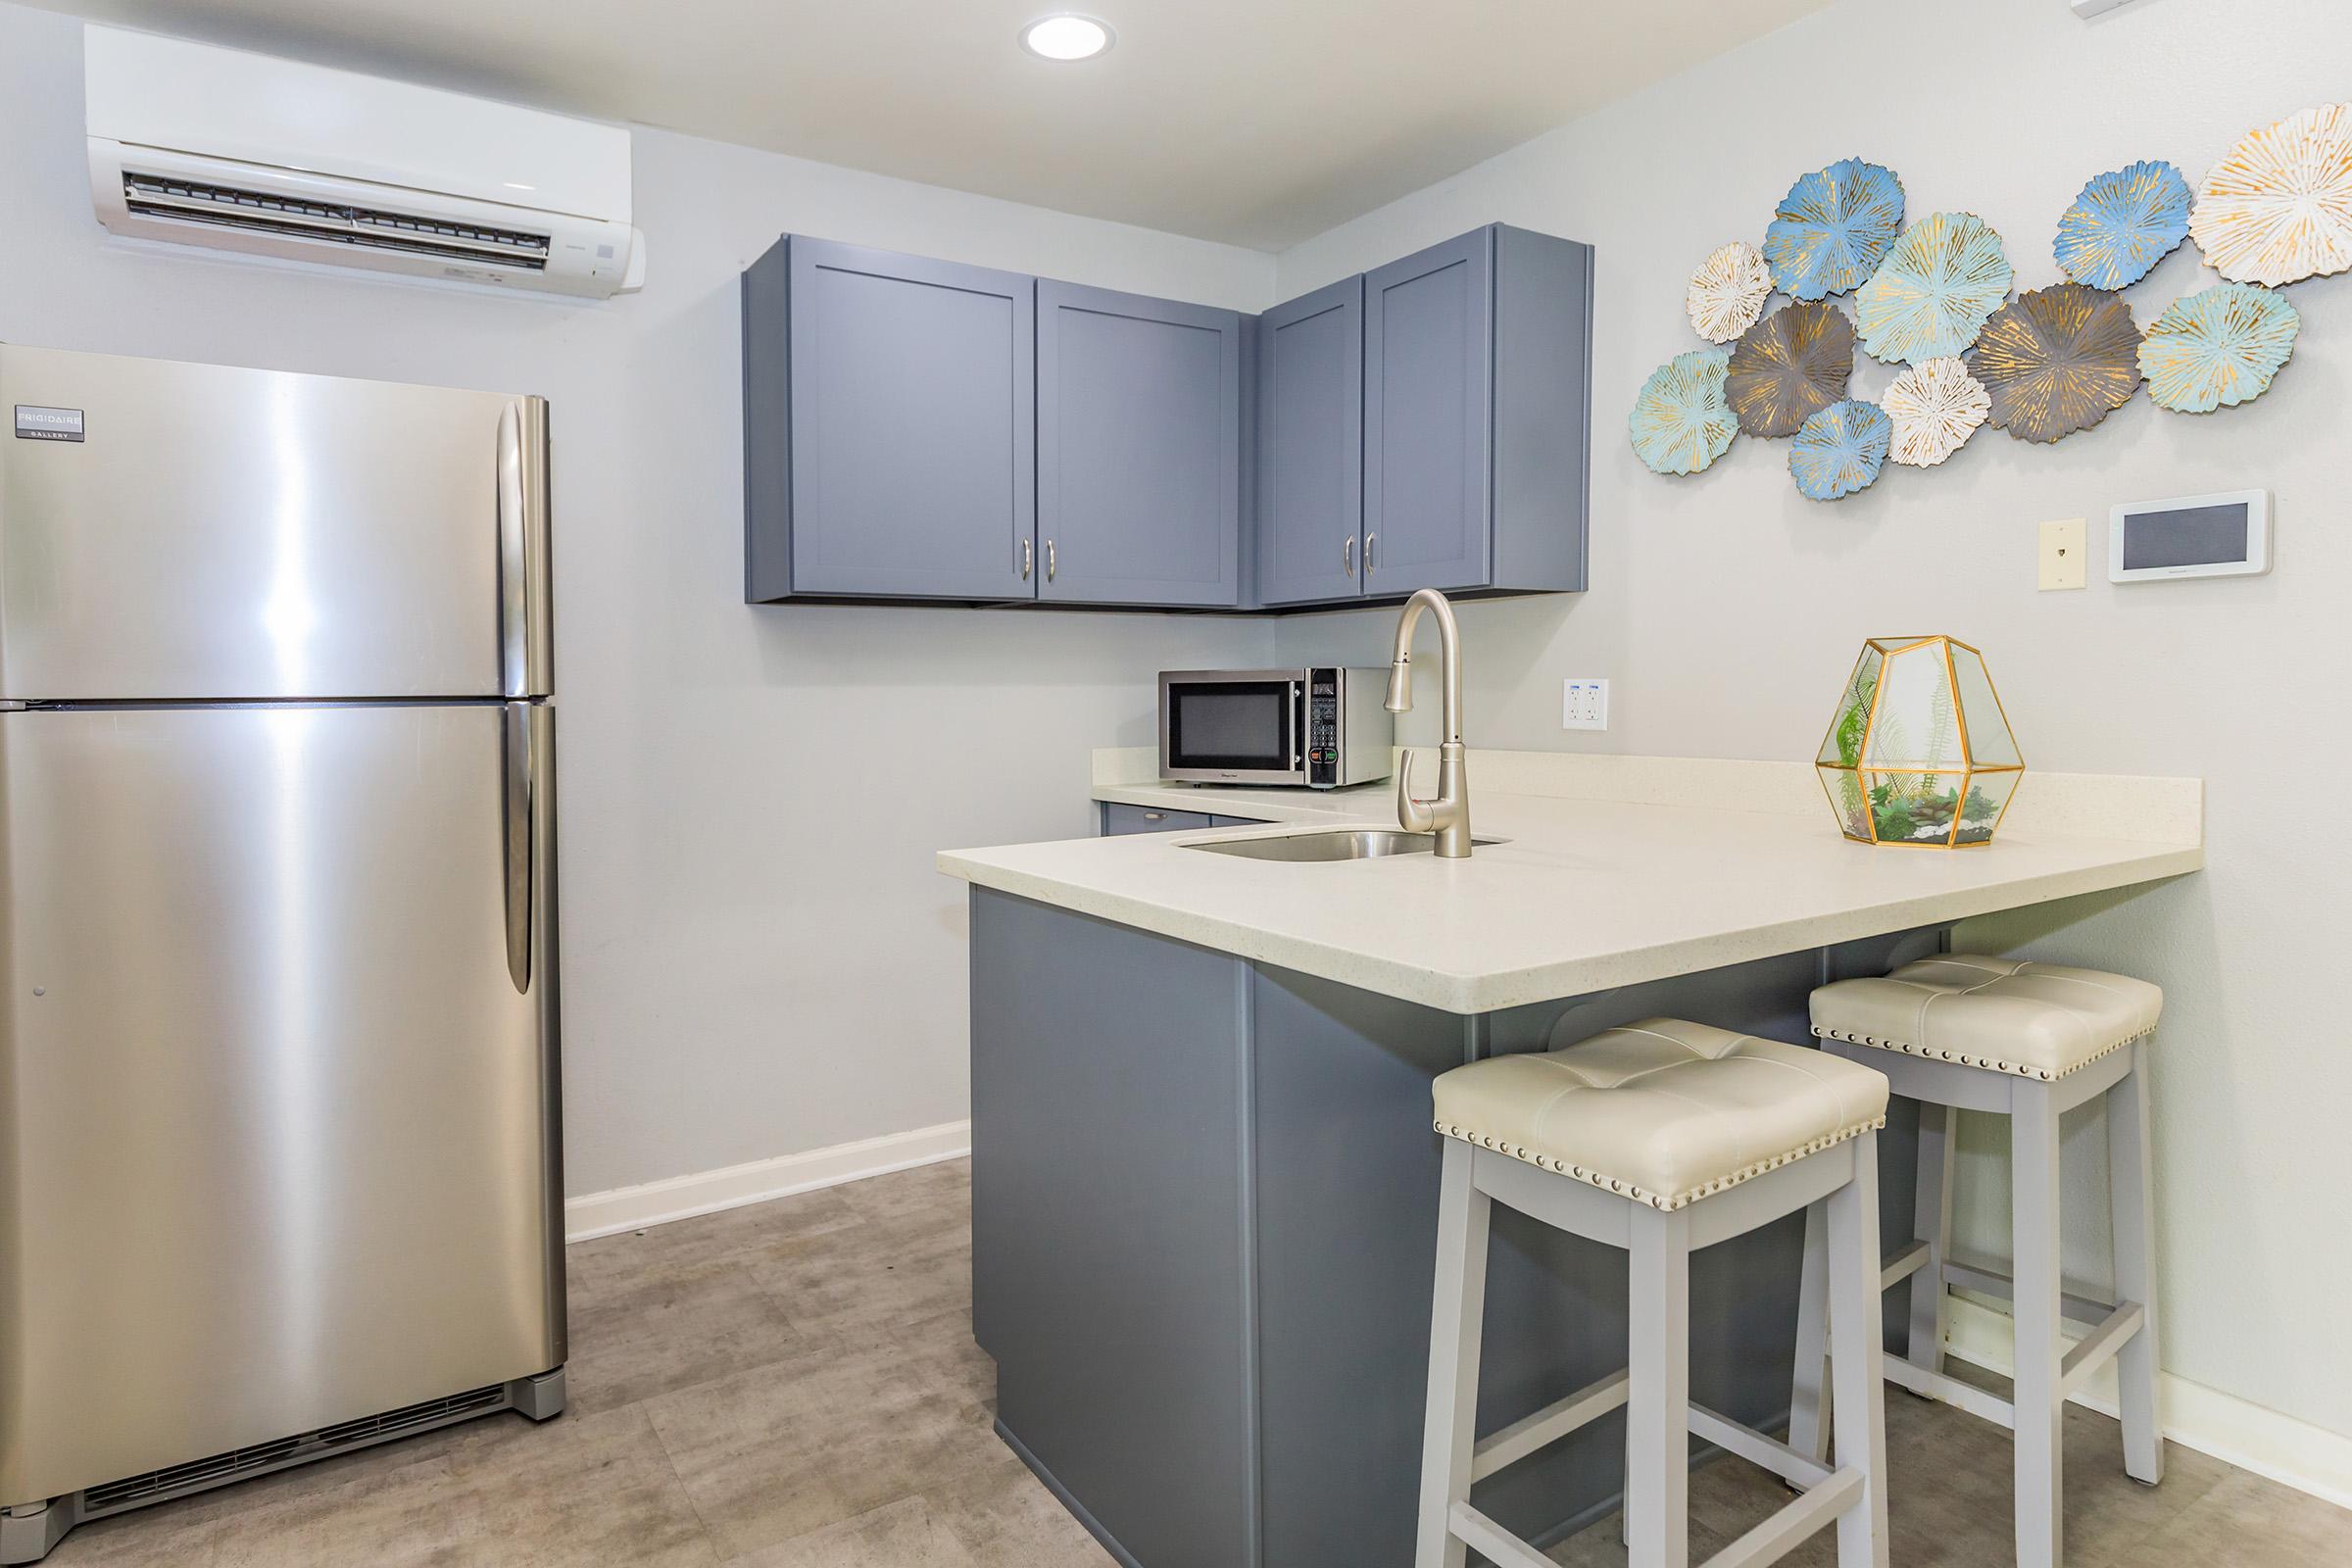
[0,345,565,1563]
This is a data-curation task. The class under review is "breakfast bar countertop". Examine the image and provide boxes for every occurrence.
[938,749,2204,1014]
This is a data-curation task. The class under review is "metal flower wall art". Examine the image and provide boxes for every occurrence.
[1788,400,1890,501]
[1686,241,1775,343]
[1630,348,1739,474]
[1764,159,1905,300]
[2191,103,2352,286]
[1880,357,1990,467]
[1726,301,1853,437]
[1634,115,2345,490]
[1855,213,2013,364]
[2055,160,2192,290]
[1968,284,2143,444]
[2137,283,2301,413]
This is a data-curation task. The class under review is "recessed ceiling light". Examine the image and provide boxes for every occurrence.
[1020,14,1114,62]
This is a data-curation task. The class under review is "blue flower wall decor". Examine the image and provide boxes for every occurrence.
[1629,349,1738,474]
[2055,160,2193,290]
[1764,159,1906,300]
[2137,282,2300,412]
[1788,400,1891,500]
[1856,213,2014,364]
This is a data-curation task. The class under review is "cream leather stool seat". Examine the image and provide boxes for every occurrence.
[1416,1018,1893,1568]
[1432,1018,1892,1209]
[1806,955,2161,1081]
[1791,956,2164,1568]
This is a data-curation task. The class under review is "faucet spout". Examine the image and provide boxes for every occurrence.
[1385,588,1472,858]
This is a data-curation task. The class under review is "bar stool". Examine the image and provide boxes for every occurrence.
[1415,1017,1893,1568]
[1789,956,2163,1568]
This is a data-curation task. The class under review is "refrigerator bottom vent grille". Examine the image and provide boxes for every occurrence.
[80,1436,302,1512]
[316,1383,505,1447]
[77,1382,507,1515]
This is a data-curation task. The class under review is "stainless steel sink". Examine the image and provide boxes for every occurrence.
[1183,829,1504,862]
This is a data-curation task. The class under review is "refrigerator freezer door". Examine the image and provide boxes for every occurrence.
[0,702,563,1504]
[0,345,550,702]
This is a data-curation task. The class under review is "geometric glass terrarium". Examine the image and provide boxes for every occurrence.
[1816,635,2024,848]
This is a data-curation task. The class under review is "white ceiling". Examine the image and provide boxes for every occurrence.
[30,0,1834,249]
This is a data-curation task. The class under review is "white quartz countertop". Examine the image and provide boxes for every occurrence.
[937,751,2204,1014]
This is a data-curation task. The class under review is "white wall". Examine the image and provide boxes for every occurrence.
[0,2,1278,1197]
[1272,0,2352,1443]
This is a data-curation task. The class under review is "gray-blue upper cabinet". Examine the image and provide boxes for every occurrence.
[1036,282,1245,608]
[1359,223,1593,602]
[1254,276,1364,607]
[744,236,1036,603]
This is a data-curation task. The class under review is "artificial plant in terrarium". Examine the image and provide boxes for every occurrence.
[1816,636,2024,848]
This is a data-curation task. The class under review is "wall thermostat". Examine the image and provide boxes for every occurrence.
[2109,490,2270,582]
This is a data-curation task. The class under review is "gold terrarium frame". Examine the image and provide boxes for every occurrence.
[1815,634,2026,850]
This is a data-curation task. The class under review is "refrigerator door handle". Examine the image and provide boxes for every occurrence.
[503,702,534,994]
[497,399,553,700]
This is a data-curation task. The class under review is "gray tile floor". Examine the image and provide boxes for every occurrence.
[45,1157,2352,1565]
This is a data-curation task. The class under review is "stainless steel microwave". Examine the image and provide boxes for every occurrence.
[1158,667,1395,789]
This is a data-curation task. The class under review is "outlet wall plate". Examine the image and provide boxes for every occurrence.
[2039,517,2087,590]
[1562,678,1609,731]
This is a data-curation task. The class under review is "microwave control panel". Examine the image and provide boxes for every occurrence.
[1306,667,1341,787]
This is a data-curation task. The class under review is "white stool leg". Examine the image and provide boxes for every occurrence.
[2011,1082,2065,1568]
[1626,1205,1691,1568]
[1827,1132,1890,1568]
[1788,1200,1831,1464]
[1415,1140,1492,1568]
[1908,1101,1956,1378]
[2109,1038,2164,1485]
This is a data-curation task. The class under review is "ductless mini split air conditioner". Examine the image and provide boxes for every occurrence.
[83,24,645,299]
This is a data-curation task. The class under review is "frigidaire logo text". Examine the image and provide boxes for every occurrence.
[12,406,85,442]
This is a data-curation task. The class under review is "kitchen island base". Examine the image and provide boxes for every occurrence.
[970,887,1936,1568]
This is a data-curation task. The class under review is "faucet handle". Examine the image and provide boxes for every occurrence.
[1396,753,1435,832]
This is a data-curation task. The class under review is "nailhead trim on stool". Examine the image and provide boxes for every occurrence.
[1432,1115,1888,1210]
[1808,1024,2153,1082]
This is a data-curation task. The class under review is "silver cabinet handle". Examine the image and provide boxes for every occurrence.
[1046,540,1057,581]
[1021,538,1033,580]
[1344,535,1355,577]
[502,703,535,995]
[1142,810,1165,821]
[1365,531,1378,572]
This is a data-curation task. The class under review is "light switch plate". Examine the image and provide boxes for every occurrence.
[2039,518,2087,591]
[1562,678,1609,731]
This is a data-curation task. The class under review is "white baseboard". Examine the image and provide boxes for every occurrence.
[1945,1296,2352,1510]
[564,1120,972,1244]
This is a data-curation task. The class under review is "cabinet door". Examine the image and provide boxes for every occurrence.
[1037,282,1242,607]
[1255,276,1365,606]
[1101,803,1213,835]
[1363,227,1494,596]
[784,239,1035,599]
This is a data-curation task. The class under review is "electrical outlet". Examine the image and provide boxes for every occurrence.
[1562,678,1609,731]
[2039,518,2087,591]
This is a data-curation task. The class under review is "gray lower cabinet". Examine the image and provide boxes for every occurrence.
[1254,277,1364,607]
[1100,803,1270,835]
[1101,802,1213,835]
[1038,283,1245,608]
[744,236,1035,603]
[1360,223,1593,601]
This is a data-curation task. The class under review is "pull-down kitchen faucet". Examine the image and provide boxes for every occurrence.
[1385,587,1472,858]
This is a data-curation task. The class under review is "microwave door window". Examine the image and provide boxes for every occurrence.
[1171,683,1293,771]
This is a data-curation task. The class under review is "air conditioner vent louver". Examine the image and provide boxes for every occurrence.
[122,172,552,270]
